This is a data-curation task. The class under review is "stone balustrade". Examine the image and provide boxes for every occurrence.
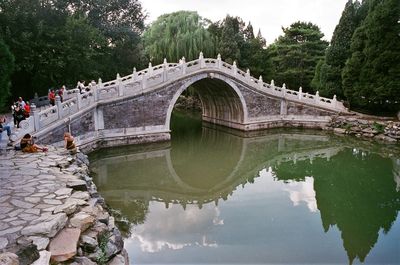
[27,53,347,136]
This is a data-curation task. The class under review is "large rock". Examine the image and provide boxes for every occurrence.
[69,212,95,232]
[72,256,97,265]
[79,235,98,253]
[71,191,90,201]
[21,213,67,237]
[67,180,87,191]
[333,128,346,134]
[31,251,51,265]
[375,134,397,142]
[0,253,19,265]
[53,200,79,215]
[105,229,124,260]
[27,237,49,251]
[49,228,81,262]
[108,254,127,265]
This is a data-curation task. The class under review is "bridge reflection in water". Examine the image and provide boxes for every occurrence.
[89,113,400,265]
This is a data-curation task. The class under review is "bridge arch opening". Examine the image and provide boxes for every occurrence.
[166,75,248,131]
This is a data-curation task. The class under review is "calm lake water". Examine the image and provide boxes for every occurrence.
[89,111,400,265]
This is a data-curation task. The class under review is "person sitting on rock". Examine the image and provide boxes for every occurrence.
[0,116,14,146]
[20,134,48,152]
[64,132,77,154]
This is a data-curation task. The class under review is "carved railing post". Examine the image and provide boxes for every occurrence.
[132,67,138,81]
[199,52,205,68]
[95,78,102,101]
[232,61,237,77]
[116,73,123,97]
[270,80,275,87]
[282,83,286,97]
[76,90,82,110]
[333,95,337,108]
[298,87,303,100]
[55,95,62,118]
[148,62,153,76]
[181,57,186,75]
[315,91,320,104]
[31,104,40,131]
[163,58,168,82]
[217,54,222,69]
[245,69,250,81]
[259,76,263,89]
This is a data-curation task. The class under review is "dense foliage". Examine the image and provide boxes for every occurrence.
[311,0,362,99]
[268,22,329,91]
[342,0,400,112]
[1,0,398,115]
[0,39,14,110]
[0,0,146,103]
[143,11,215,64]
[209,16,272,79]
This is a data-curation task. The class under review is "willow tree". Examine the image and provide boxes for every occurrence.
[143,11,215,64]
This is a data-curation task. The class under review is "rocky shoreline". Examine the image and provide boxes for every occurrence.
[328,115,400,143]
[0,147,128,265]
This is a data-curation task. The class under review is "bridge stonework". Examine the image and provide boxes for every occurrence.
[18,54,348,150]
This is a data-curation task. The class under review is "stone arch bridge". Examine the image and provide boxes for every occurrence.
[16,53,349,149]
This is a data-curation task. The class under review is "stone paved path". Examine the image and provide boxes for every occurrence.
[0,146,85,251]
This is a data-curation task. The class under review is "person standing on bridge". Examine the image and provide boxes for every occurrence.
[48,89,56,106]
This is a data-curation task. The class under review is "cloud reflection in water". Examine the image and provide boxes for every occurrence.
[131,202,223,253]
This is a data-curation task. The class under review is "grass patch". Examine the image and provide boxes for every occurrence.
[372,122,385,133]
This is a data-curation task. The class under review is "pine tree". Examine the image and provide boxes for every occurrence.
[269,21,328,91]
[342,0,400,113]
[243,22,255,40]
[218,15,245,64]
[311,0,361,98]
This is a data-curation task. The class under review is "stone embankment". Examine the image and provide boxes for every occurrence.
[0,147,128,265]
[328,116,400,142]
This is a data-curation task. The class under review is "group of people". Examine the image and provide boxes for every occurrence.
[48,86,65,106]
[11,97,30,128]
[12,132,76,154]
[1,113,77,154]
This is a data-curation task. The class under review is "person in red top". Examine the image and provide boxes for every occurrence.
[58,86,65,102]
[24,102,31,117]
[48,89,56,106]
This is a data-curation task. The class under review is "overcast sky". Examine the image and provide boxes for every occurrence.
[140,0,349,44]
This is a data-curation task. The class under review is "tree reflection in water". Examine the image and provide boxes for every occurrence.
[89,112,400,264]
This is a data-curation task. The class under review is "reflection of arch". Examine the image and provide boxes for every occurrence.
[92,132,343,204]
[165,73,249,130]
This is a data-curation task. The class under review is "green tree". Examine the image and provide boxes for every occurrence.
[216,15,245,64]
[0,0,145,100]
[209,17,272,79]
[143,11,215,64]
[268,21,328,91]
[342,0,400,113]
[0,39,14,110]
[311,0,361,98]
